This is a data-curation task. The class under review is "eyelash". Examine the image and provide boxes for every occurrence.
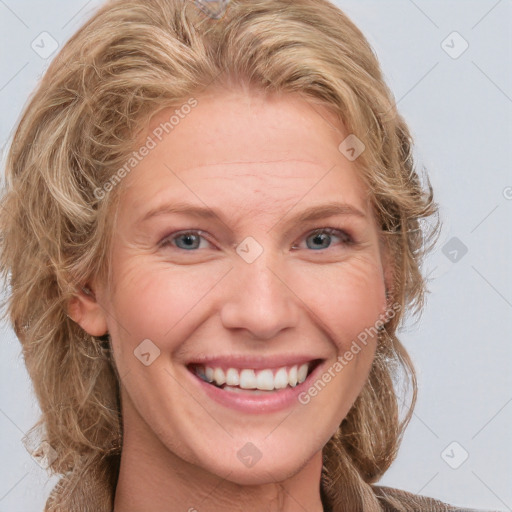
[159,227,356,252]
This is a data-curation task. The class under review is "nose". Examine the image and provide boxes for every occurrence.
[220,252,300,340]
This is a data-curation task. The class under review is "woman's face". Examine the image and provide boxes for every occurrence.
[84,87,391,484]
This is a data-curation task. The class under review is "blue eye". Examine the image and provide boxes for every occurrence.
[160,227,355,252]
[161,231,211,250]
[299,228,354,251]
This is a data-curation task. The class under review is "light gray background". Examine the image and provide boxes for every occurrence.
[1,1,511,510]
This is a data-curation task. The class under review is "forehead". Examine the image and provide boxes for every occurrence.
[119,87,370,220]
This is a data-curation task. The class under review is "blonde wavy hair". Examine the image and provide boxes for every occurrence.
[0,0,439,510]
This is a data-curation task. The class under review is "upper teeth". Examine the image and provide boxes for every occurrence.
[195,363,310,391]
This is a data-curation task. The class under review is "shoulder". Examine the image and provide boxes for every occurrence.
[372,485,499,512]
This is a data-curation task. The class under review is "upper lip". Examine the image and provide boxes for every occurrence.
[187,355,325,370]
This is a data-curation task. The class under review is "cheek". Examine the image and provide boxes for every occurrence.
[293,254,387,348]
[107,247,386,361]
[106,257,229,349]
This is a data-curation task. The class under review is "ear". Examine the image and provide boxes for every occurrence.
[67,283,108,337]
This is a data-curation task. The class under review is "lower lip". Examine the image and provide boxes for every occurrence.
[186,360,326,414]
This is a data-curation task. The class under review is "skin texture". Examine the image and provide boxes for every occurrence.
[69,85,392,512]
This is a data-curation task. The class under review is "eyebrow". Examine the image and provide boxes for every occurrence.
[138,200,367,226]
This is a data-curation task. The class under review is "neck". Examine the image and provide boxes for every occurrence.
[113,404,325,512]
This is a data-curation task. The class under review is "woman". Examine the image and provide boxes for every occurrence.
[0,0,494,511]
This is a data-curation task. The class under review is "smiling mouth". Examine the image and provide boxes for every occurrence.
[187,359,323,393]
